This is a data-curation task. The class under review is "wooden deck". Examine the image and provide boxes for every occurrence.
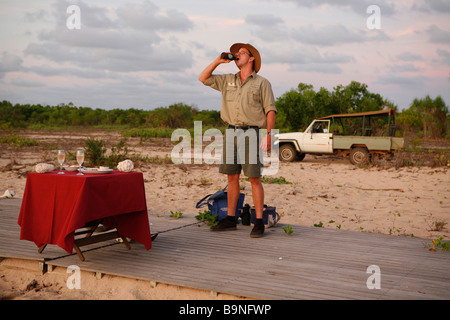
[1,198,449,300]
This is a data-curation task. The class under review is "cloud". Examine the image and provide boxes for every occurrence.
[52,0,193,31]
[252,26,290,42]
[38,28,161,50]
[24,9,52,24]
[412,0,450,14]
[23,0,195,73]
[436,49,450,66]
[426,0,450,13]
[0,75,169,109]
[2,0,448,111]
[245,14,289,42]
[247,16,390,46]
[25,40,193,73]
[291,24,365,46]
[0,53,23,78]
[388,64,421,73]
[291,23,390,46]
[426,24,450,44]
[0,53,23,72]
[10,78,46,88]
[265,46,354,74]
[277,0,396,16]
[245,14,284,26]
[116,1,193,31]
[376,74,427,88]
[25,64,116,79]
[46,0,116,30]
[290,63,343,74]
[396,52,423,62]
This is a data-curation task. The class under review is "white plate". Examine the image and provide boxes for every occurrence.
[81,168,113,174]
[64,165,80,172]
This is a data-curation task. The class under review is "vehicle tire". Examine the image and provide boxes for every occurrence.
[279,144,297,162]
[349,147,370,165]
[297,152,306,162]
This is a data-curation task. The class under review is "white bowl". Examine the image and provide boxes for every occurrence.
[64,165,80,172]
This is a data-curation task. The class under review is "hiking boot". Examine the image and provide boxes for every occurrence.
[250,219,265,238]
[210,216,236,231]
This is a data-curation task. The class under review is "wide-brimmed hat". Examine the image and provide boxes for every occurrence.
[230,43,261,73]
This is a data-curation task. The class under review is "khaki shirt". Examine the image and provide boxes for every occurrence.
[204,71,276,128]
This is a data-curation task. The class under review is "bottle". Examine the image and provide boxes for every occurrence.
[241,204,251,225]
[221,52,239,60]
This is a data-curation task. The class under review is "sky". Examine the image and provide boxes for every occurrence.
[0,0,449,112]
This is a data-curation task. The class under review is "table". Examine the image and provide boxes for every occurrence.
[18,170,152,260]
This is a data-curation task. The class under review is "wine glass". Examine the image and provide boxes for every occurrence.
[76,149,85,175]
[57,150,65,174]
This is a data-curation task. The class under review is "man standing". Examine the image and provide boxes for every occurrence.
[199,43,276,238]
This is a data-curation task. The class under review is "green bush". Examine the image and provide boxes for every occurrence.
[0,133,40,147]
[84,137,106,166]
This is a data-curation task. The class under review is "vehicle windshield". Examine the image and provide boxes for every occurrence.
[309,120,330,133]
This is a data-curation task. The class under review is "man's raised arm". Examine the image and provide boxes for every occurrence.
[198,54,231,84]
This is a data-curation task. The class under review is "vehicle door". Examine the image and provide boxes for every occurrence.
[302,120,333,153]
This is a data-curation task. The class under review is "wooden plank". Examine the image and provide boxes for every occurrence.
[1,200,449,300]
[74,230,120,247]
[44,222,450,300]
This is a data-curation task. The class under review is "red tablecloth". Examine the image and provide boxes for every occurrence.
[18,171,152,254]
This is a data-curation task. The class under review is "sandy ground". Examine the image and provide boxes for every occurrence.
[0,129,449,300]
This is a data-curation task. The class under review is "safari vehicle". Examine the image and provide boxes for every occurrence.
[274,108,404,165]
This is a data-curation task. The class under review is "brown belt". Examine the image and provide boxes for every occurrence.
[228,125,259,130]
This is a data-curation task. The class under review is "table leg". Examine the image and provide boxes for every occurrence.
[37,218,134,261]
[120,236,131,250]
[73,243,85,262]
[38,244,47,254]
[73,230,129,261]
[83,219,103,238]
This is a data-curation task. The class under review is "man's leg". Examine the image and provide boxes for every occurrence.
[241,129,265,237]
[212,130,241,232]
[249,177,265,238]
[210,174,239,232]
[249,177,264,219]
[227,173,241,217]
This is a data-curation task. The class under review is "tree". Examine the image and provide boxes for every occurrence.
[147,103,195,128]
[194,109,223,128]
[275,83,317,131]
[331,81,390,114]
[275,81,394,132]
[396,108,421,136]
[405,95,448,138]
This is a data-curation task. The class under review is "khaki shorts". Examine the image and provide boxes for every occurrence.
[219,127,262,178]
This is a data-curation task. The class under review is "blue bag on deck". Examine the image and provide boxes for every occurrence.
[250,205,280,227]
[195,185,245,220]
